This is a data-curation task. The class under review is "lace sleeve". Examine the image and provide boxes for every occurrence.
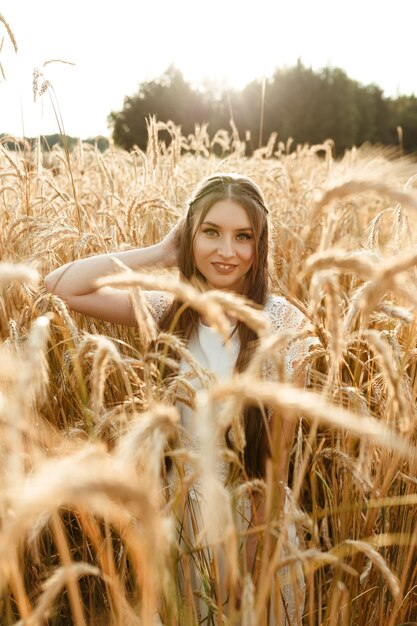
[263,295,316,382]
[144,290,173,323]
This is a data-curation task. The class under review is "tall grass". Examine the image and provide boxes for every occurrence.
[0,122,417,625]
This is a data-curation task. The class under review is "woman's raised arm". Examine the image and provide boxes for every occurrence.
[44,220,183,326]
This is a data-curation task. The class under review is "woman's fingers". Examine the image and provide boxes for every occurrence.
[162,217,185,267]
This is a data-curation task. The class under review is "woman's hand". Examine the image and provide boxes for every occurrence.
[160,217,185,268]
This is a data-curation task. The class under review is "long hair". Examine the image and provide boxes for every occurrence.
[159,173,270,477]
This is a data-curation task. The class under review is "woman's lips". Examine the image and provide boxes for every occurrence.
[211,262,238,273]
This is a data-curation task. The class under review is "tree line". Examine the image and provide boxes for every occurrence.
[109,61,417,156]
[0,134,110,153]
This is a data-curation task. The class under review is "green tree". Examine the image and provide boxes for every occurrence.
[107,62,417,155]
[108,65,210,151]
[390,95,417,151]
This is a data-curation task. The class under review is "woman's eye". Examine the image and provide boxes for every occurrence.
[201,229,251,240]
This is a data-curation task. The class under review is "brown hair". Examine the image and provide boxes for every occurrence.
[159,173,270,477]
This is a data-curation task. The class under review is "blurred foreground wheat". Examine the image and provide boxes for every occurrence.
[0,124,417,625]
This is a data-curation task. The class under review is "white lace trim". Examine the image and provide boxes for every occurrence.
[144,290,173,322]
[263,294,315,383]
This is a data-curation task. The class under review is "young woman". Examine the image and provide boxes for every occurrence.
[44,173,310,624]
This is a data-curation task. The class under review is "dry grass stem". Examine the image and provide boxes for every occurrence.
[0,263,39,290]
[209,379,414,458]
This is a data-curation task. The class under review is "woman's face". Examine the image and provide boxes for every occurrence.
[192,199,255,293]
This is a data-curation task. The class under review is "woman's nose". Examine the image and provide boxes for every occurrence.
[217,236,234,258]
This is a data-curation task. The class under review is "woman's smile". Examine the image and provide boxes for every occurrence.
[211,262,238,273]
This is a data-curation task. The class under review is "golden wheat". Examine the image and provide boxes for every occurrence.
[1,123,417,624]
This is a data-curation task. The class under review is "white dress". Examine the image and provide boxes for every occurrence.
[145,291,311,625]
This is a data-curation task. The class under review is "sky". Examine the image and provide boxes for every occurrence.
[1,0,416,138]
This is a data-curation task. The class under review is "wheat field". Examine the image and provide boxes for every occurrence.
[1,120,417,625]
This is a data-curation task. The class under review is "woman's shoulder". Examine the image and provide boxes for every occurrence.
[263,293,307,333]
[144,290,174,322]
